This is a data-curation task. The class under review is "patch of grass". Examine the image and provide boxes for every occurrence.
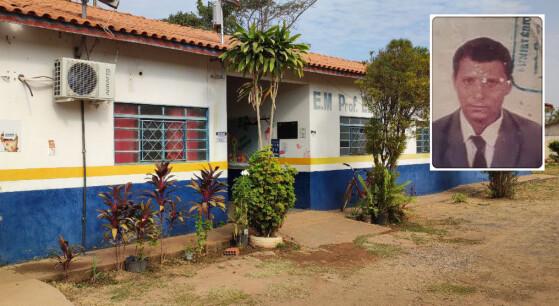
[200,288,258,306]
[410,233,429,245]
[451,192,468,203]
[353,235,401,258]
[263,282,309,300]
[544,163,559,176]
[428,282,477,295]
[440,237,482,245]
[395,221,447,236]
[428,217,470,226]
[247,259,297,278]
[110,283,133,302]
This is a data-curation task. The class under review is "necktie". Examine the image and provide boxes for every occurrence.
[470,135,487,168]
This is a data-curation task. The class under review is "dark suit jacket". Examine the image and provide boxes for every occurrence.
[432,109,542,168]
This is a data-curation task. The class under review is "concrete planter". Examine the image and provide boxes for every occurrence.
[249,235,283,249]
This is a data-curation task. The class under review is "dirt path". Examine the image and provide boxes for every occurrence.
[54,175,559,306]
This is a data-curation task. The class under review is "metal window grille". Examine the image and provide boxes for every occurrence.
[114,103,208,164]
[416,127,430,153]
[340,116,368,156]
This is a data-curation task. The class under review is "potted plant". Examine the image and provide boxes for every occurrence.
[125,199,158,273]
[231,170,250,247]
[233,149,297,248]
[188,164,227,255]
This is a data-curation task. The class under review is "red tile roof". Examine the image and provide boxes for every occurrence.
[0,0,365,75]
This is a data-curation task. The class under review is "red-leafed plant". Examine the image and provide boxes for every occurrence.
[128,199,159,260]
[188,164,227,254]
[97,182,134,270]
[51,235,84,280]
[145,161,182,263]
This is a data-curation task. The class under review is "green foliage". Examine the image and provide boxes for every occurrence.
[188,164,227,220]
[194,214,212,255]
[97,183,135,269]
[356,39,427,223]
[233,148,297,237]
[549,140,559,162]
[145,161,182,263]
[165,0,317,33]
[164,0,238,34]
[357,39,429,171]
[231,174,251,240]
[127,199,159,260]
[188,164,227,254]
[451,192,468,203]
[485,171,518,199]
[359,167,410,224]
[220,24,308,149]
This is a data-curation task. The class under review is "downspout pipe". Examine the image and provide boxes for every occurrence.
[81,100,87,248]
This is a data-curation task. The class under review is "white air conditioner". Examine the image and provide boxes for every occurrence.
[54,58,115,103]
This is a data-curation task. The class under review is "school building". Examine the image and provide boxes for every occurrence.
[0,0,485,264]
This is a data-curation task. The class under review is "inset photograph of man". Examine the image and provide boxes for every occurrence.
[431,16,543,170]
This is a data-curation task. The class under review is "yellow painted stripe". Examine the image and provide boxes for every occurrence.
[0,154,430,182]
[0,161,228,182]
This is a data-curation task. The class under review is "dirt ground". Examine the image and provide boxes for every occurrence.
[54,168,559,306]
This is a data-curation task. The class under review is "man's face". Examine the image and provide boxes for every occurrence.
[454,57,512,126]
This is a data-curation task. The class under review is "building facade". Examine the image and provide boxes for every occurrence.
[0,0,485,264]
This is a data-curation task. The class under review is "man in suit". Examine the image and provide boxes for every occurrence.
[432,37,542,168]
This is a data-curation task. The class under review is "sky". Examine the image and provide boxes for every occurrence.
[117,0,558,105]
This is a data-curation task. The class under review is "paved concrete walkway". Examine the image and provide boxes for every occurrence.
[279,210,388,248]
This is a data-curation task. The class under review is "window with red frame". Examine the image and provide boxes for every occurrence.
[114,103,208,164]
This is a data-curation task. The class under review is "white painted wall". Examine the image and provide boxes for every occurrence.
[306,73,372,158]
[0,22,227,191]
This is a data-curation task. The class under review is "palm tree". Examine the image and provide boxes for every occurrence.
[220,24,275,149]
[265,24,308,145]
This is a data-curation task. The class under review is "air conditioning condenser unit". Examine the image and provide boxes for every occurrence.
[54,57,115,103]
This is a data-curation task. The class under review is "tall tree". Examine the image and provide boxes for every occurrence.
[220,24,277,149]
[265,24,309,145]
[357,39,429,224]
[358,39,429,171]
[165,0,317,33]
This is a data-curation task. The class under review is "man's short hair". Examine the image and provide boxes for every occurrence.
[453,37,513,80]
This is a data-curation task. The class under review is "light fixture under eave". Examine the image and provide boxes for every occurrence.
[99,0,120,9]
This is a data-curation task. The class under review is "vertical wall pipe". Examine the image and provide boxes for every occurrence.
[81,100,87,247]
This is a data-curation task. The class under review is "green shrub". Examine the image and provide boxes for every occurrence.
[549,141,559,162]
[233,148,297,237]
[485,171,518,199]
[360,167,411,224]
[451,192,467,203]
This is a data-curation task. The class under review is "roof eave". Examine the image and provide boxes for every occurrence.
[0,9,365,78]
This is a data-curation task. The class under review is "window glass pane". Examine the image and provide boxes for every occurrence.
[115,152,138,163]
[114,104,208,164]
[188,108,207,118]
[114,118,138,128]
[187,150,207,161]
[114,103,138,115]
[187,121,207,130]
[340,116,368,156]
[165,106,186,117]
[187,130,207,140]
[140,105,163,116]
[187,141,207,150]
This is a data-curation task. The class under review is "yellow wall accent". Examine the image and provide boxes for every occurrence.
[0,154,431,182]
[0,161,228,182]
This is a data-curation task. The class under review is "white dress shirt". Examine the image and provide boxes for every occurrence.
[460,110,503,167]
